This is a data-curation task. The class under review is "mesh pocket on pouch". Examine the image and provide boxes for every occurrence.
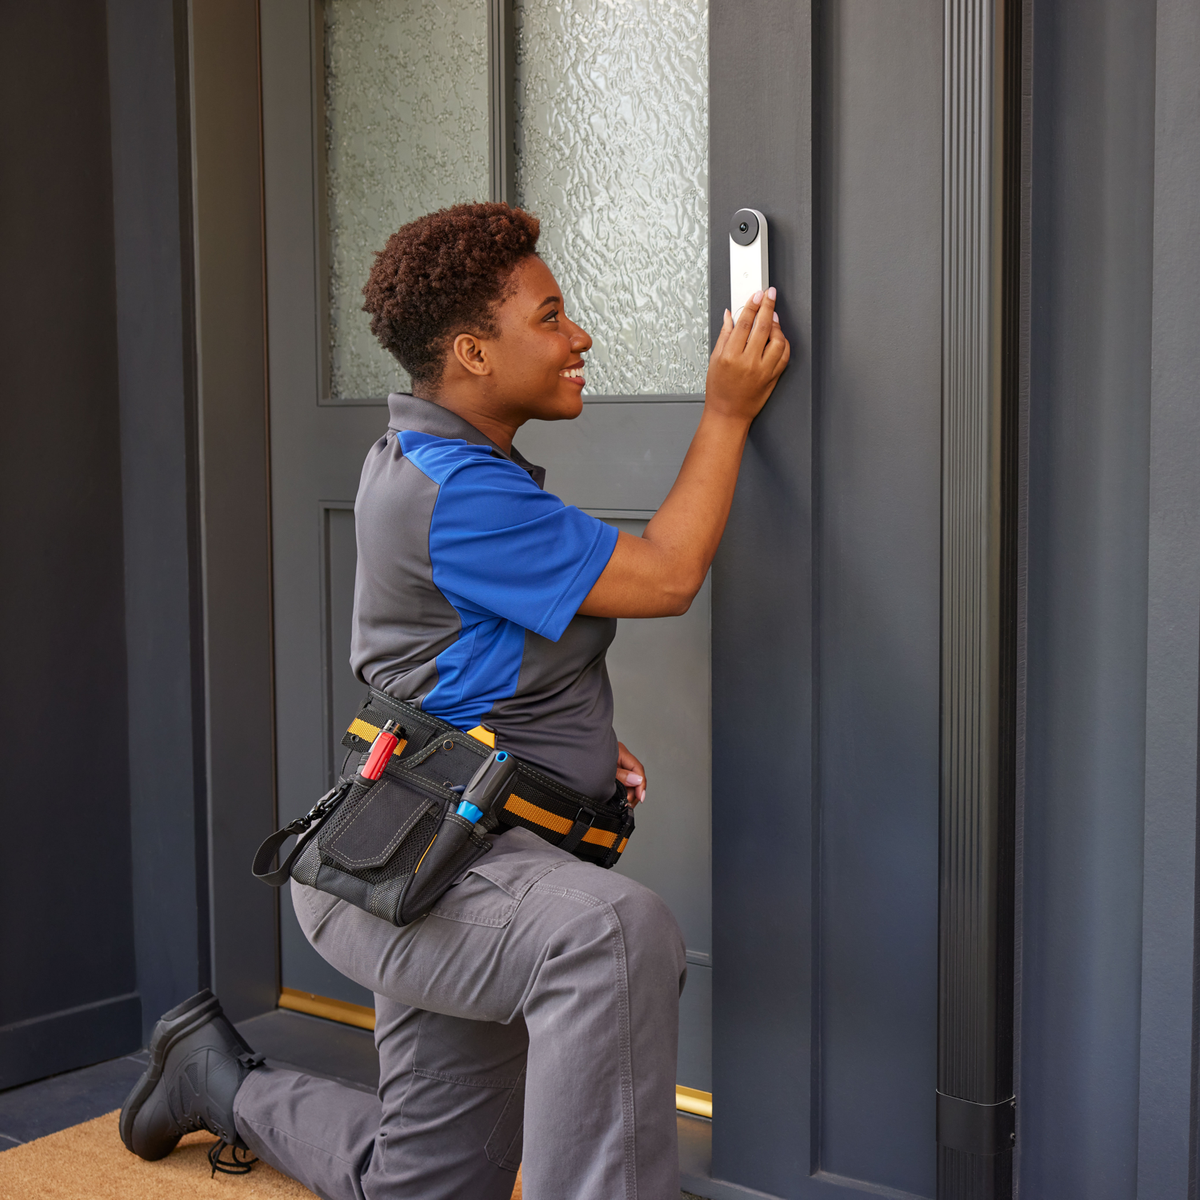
[338,808,440,887]
[321,774,437,871]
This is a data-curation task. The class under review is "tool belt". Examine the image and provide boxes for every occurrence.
[252,688,635,927]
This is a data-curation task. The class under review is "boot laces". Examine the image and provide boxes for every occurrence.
[208,1140,257,1177]
[205,1051,264,1174]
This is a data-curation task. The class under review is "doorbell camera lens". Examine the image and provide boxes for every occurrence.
[730,208,759,247]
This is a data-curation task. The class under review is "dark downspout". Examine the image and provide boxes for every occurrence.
[936,0,1024,1195]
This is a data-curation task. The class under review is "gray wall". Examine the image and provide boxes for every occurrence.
[1019,0,1200,1196]
[1136,1,1200,1193]
[0,0,278,1082]
[0,0,140,1086]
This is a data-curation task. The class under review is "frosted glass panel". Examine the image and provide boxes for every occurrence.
[325,0,489,400]
[514,0,709,396]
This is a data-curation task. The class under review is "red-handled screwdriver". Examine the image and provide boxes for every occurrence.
[359,720,402,781]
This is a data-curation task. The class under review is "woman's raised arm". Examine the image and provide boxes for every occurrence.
[578,287,790,619]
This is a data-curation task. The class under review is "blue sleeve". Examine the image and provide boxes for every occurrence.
[423,446,618,641]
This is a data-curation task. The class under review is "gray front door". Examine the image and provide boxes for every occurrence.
[260,1,947,1194]
[259,0,715,1095]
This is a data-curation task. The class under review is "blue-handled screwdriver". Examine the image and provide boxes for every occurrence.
[456,749,516,824]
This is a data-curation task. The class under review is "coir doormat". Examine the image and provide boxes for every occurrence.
[0,1111,524,1200]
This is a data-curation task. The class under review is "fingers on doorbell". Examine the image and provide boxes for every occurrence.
[729,208,769,322]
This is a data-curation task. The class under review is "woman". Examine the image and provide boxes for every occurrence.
[121,203,789,1199]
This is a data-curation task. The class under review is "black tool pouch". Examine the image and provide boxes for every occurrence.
[252,689,635,926]
[253,764,492,926]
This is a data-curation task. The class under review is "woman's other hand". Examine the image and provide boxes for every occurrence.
[704,287,791,424]
[616,742,646,806]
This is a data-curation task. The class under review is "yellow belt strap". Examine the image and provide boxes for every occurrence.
[347,715,496,755]
[346,717,408,758]
[502,793,628,853]
[347,716,627,856]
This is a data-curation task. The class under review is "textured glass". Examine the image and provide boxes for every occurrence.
[514,0,708,395]
[325,0,489,399]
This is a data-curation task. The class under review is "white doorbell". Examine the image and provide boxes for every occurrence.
[729,208,769,322]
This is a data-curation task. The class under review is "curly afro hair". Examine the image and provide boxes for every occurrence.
[362,202,541,388]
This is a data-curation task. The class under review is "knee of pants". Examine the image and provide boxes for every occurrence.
[577,870,687,983]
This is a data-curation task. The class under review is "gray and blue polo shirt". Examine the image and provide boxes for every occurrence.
[350,393,620,801]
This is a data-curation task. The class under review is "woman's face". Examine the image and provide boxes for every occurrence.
[481,255,593,423]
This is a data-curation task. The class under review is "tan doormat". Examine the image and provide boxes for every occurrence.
[0,1111,522,1200]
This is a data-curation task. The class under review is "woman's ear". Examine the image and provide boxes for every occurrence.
[451,331,491,377]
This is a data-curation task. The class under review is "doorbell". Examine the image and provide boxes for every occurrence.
[729,208,769,322]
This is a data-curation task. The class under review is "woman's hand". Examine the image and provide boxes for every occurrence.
[577,288,791,620]
[704,287,791,425]
[616,742,646,806]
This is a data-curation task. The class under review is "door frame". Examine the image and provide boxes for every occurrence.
[188,0,279,1024]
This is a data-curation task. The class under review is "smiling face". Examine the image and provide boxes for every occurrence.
[448,255,593,426]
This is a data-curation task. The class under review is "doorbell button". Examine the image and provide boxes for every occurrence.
[729,207,769,321]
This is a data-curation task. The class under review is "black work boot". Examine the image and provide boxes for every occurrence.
[119,989,264,1173]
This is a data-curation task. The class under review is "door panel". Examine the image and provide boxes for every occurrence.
[706,1,942,1196]
[814,3,942,1192]
[513,402,703,513]
[278,498,715,1092]
[603,518,712,1094]
[279,494,373,1009]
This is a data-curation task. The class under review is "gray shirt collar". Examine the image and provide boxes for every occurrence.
[387,392,546,489]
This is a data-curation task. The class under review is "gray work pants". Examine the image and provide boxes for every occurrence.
[232,828,687,1200]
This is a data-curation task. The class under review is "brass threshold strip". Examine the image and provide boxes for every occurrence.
[279,987,375,1031]
[674,1085,713,1119]
[279,988,713,1119]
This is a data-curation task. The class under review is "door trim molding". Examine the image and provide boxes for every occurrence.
[317,500,356,788]
[487,0,515,205]
[189,0,280,1024]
